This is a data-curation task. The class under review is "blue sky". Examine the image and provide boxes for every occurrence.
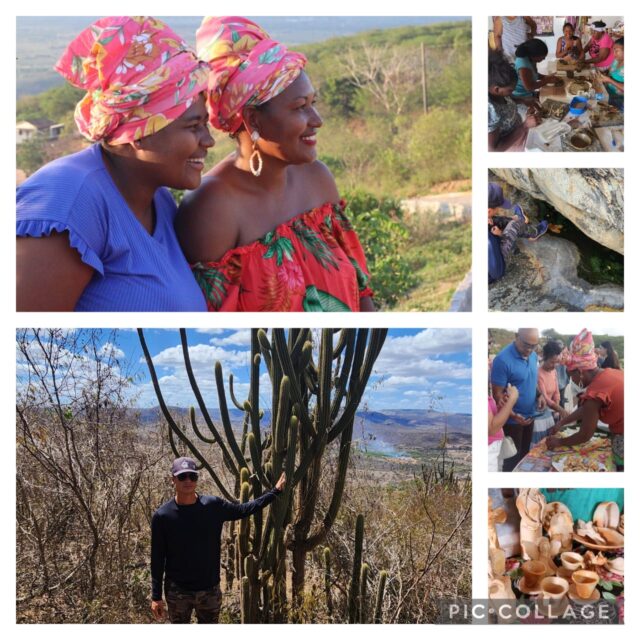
[51,328,472,413]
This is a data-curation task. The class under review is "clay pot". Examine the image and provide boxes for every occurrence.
[572,570,599,599]
[560,552,584,572]
[540,576,570,600]
[522,560,546,589]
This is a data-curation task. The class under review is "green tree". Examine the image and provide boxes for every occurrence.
[321,77,359,118]
[17,137,47,176]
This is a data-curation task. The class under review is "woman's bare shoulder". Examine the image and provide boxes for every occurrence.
[297,160,340,202]
[176,163,243,263]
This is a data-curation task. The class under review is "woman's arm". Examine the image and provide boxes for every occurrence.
[17,232,94,311]
[360,296,376,311]
[575,38,584,57]
[603,75,624,92]
[547,399,601,448]
[489,387,518,435]
[556,37,564,59]
[493,17,503,52]
[518,67,553,91]
[524,16,537,38]
[586,47,610,64]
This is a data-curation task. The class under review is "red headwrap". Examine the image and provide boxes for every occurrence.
[56,16,209,144]
[196,16,307,133]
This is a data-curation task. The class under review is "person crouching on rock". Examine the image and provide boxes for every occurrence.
[151,457,285,623]
[488,183,548,284]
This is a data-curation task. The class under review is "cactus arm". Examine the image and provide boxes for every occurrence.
[188,406,216,444]
[137,329,235,501]
[249,331,262,451]
[214,361,249,469]
[330,329,356,421]
[316,329,333,437]
[328,329,388,443]
[348,514,365,623]
[272,329,316,439]
[228,373,245,411]
[374,571,388,623]
[178,330,237,474]
[247,432,269,487]
[359,563,369,623]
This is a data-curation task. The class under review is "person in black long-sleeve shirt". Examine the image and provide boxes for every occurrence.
[151,456,285,623]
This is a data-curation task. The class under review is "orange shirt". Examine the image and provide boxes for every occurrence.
[538,366,560,407]
[581,368,624,434]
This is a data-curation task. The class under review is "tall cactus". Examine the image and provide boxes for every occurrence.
[374,571,388,623]
[359,562,369,624]
[348,514,365,623]
[138,328,387,622]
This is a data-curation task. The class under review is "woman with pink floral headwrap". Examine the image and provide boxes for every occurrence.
[17,16,213,311]
[176,16,374,312]
[547,329,624,470]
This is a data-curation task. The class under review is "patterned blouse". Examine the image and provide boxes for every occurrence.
[191,200,373,311]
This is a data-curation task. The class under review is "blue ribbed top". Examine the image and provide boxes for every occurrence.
[17,144,207,312]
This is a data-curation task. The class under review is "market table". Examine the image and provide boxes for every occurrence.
[513,430,614,472]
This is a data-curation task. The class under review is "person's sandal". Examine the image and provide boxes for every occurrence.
[529,220,549,241]
[513,204,529,224]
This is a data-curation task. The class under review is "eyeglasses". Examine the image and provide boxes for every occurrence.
[517,338,539,350]
[175,473,198,482]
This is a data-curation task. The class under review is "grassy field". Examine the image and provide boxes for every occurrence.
[391,219,471,311]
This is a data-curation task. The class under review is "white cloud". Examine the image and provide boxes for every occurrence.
[209,330,253,347]
[148,343,251,370]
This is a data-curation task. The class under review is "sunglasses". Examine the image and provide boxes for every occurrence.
[175,473,198,482]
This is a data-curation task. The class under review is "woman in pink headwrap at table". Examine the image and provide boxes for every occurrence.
[546,329,624,470]
[17,16,213,311]
[176,16,375,312]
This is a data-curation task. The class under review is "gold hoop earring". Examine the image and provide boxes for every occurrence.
[249,130,262,177]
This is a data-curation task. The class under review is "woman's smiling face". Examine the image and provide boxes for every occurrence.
[138,93,215,190]
[250,71,323,165]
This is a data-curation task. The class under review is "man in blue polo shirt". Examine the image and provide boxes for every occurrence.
[491,328,545,471]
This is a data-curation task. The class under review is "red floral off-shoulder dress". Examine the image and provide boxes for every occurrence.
[191,200,373,311]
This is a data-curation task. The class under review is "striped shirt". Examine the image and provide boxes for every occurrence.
[499,16,532,62]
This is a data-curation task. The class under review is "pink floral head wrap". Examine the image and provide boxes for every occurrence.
[566,329,598,371]
[196,16,307,133]
[55,16,210,144]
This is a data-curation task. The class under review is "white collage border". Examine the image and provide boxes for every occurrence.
[4,1,636,637]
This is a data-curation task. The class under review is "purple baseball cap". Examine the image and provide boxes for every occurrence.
[488,183,512,209]
[171,457,198,476]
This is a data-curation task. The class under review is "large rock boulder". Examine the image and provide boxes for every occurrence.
[489,235,624,311]
[491,169,624,255]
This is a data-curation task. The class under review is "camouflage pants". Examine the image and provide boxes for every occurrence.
[165,580,222,624]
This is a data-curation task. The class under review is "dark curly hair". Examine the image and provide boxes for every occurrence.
[489,49,517,88]
[542,340,563,362]
[515,38,549,59]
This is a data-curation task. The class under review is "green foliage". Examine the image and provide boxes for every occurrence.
[17,137,47,176]
[17,84,84,123]
[344,191,417,307]
[393,220,471,311]
[405,108,471,186]
[321,77,359,117]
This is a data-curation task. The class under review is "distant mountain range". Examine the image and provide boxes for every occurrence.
[136,406,471,459]
[16,16,469,97]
